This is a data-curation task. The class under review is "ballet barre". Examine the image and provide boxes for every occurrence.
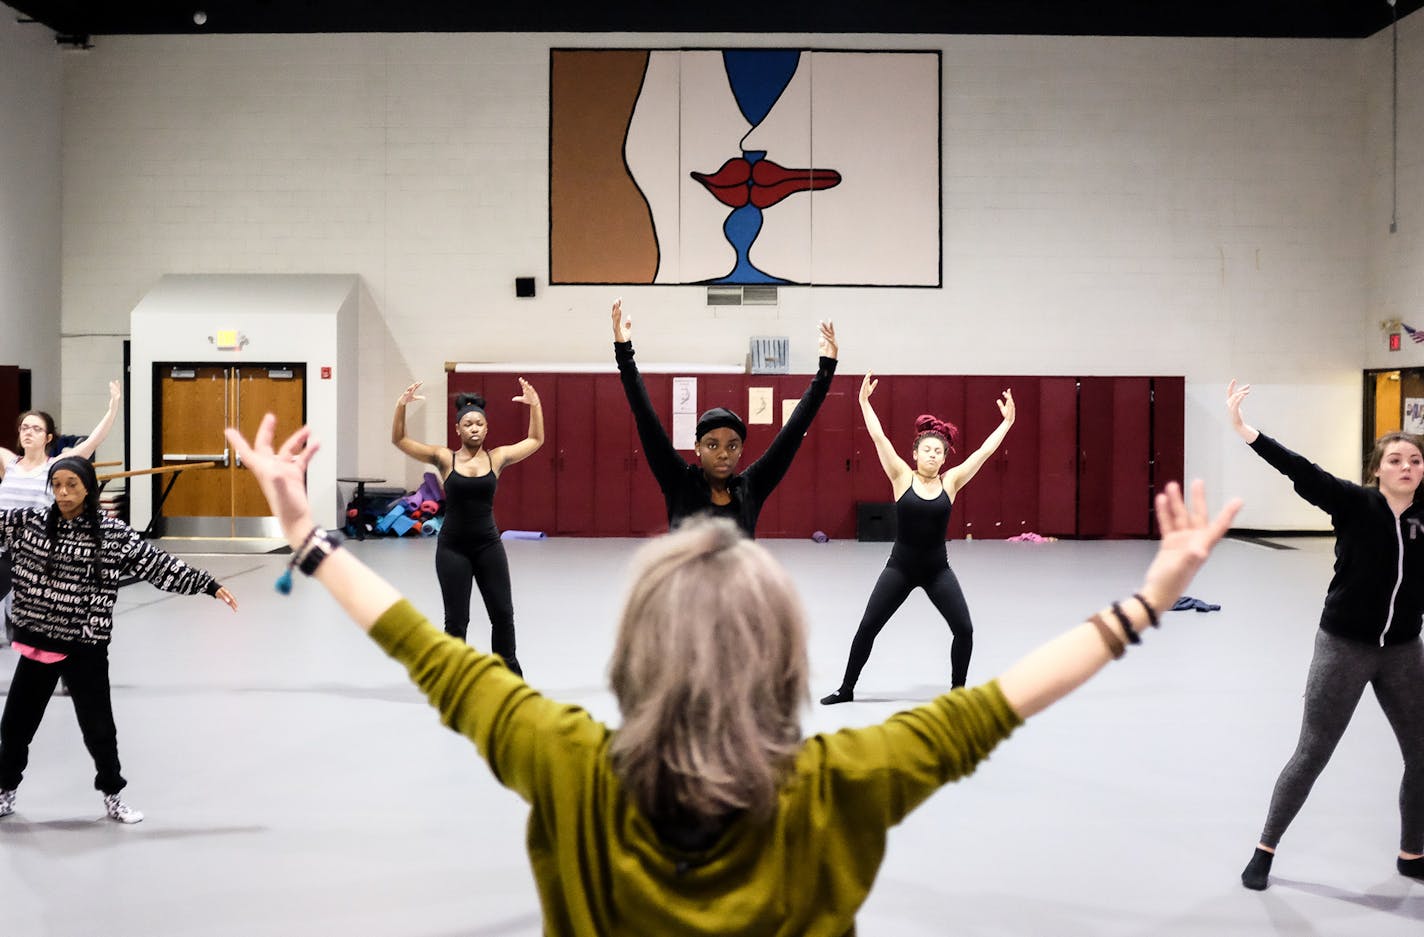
[97,461,218,538]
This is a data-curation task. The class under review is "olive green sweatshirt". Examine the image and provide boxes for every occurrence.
[370,599,1021,936]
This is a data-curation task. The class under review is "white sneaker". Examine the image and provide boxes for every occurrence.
[0,788,14,818]
[103,793,143,824]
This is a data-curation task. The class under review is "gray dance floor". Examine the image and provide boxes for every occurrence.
[2,534,1420,936]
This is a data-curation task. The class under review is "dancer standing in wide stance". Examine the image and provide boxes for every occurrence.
[1227,380,1424,889]
[392,378,542,675]
[822,372,1014,704]
[0,457,237,824]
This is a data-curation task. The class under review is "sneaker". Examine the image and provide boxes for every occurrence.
[103,793,143,824]
[0,788,14,818]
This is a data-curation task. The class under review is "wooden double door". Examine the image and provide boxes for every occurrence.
[155,364,304,536]
[445,369,1183,540]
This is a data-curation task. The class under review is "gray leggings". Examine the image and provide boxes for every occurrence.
[1259,630,1424,852]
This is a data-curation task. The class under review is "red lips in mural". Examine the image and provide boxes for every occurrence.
[691,157,843,209]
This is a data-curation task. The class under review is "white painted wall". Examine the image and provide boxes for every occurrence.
[0,7,62,417]
[128,274,359,531]
[44,20,1424,529]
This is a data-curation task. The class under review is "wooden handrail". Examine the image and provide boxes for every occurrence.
[98,461,217,482]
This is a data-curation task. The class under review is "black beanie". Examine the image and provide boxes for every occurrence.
[695,407,747,442]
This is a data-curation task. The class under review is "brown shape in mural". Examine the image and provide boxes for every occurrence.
[550,51,658,284]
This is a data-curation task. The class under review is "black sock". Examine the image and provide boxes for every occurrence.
[1399,855,1424,880]
[1241,847,1274,891]
[820,688,853,705]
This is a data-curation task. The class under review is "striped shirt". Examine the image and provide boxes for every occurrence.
[0,456,55,512]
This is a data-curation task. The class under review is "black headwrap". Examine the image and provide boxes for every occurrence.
[695,407,747,442]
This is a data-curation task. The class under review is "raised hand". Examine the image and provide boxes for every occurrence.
[107,380,122,406]
[1140,480,1242,612]
[997,388,1015,424]
[513,377,540,408]
[612,298,631,342]
[859,371,878,404]
[1226,379,1258,443]
[397,381,425,407]
[818,320,838,359]
[225,414,320,543]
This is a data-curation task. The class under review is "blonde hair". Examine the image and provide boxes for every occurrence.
[609,517,808,824]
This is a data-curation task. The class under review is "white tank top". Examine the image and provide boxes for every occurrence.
[0,456,56,512]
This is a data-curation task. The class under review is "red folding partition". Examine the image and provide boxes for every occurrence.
[444,368,1180,540]
[1037,377,1079,537]
[0,366,19,448]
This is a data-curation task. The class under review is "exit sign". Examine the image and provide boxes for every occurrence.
[1391,333,1402,352]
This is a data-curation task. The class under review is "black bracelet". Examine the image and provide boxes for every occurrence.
[1089,613,1125,659]
[297,528,343,576]
[1110,601,1142,645]
[1132,592,1160,628]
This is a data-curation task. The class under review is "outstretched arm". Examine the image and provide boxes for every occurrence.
[996,480,1240,718]
[1227,379,1352,513]
[612,299,687,487]
[490,378,544,473]
[944,389,1014,498]
[65,380,122,461]
[859,372,912,489]
[392,381,449,471]
[231,418,399,628]
[226,416,590,805]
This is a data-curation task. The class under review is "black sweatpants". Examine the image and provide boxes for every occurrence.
[0,649,126,795]
[1259,630,1424,852]
[836,563,974,692]
[433,535,518,671]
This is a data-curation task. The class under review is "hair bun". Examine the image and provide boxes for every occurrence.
[455,393,487,410]
[913,414,961,454]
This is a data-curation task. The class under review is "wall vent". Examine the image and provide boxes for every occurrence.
[750,336,790,374]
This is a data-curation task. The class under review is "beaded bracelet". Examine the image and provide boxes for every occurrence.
[274,527,342,594]
[1132,592,1160,628]
[1110,600,1142,645]
[1089,612,1125,659]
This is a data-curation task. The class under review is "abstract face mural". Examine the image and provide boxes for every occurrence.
[550,48,940,287]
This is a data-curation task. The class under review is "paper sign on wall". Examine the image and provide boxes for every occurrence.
[782,399,798,426]
[1406,397,1424,434]
[748,387,773,425]
[673,377,698,449]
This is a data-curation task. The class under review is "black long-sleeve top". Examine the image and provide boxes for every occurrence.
[1250,433,1424,646]
[615,341,837,538]
[0,508,220,653]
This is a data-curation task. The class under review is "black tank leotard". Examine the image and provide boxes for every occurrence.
[832,483,975,693]
[434,456,519,674]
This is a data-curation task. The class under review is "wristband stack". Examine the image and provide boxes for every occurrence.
[1089,593,1160,659]
[274,527,344,594]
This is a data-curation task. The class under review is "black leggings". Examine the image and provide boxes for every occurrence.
[1259,630,1424,852]
[0,650,126,795]
[434,536,518,669]
[835,564,974,692]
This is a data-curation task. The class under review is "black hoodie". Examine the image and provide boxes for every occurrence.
[1251,433,1424,646]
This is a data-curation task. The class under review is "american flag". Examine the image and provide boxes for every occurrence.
[1405,323,1424,344]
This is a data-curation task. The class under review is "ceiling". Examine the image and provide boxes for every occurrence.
[6,1,1423,43]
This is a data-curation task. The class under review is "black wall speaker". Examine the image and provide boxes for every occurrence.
[515,277,536,298]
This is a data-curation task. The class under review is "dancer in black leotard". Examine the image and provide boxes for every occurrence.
[822,373,1015,704]
[391,379,543,676]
